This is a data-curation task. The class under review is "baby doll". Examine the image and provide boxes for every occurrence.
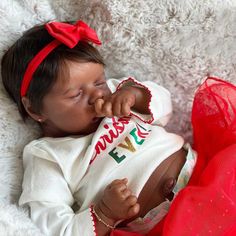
[1,20,196,236]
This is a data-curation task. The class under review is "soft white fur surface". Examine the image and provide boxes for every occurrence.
[0,199,43,236]
[1,0,236,235]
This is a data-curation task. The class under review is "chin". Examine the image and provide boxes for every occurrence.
[80,118,103,135]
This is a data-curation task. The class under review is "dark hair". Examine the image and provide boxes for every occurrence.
[1,22,105,120]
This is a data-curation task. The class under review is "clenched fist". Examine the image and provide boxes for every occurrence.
[97,178,140,222]
[95,85,150,118]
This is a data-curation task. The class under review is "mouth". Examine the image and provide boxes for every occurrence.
[92,117,103,123]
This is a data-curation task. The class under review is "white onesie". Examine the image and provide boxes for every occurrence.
[19,77,184,236]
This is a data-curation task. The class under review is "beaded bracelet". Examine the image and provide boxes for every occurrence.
[92,205,115,230]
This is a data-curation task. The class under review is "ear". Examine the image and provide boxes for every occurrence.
[21,96,46,123]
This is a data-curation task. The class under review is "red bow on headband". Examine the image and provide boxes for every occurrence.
[45,20,101,48]
[21,20,101,97]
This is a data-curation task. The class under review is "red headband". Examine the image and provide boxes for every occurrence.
[20,20,101,97]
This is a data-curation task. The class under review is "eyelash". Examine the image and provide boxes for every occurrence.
[95,80,106,86]
[71,91,82,99]
[70,80,106,99]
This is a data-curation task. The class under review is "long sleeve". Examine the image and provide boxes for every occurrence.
[29,202,95,236]
[19,145,96,236]
[107,77,172,126]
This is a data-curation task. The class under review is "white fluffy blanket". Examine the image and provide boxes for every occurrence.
[1,0,236,235]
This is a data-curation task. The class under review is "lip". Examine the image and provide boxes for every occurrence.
[92,117,103,123]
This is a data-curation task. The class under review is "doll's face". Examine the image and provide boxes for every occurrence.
[40,61,111,137]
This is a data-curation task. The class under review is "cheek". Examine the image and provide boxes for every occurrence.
[56,104,91,124]
[42,100,70,121]
[42,96,93,124]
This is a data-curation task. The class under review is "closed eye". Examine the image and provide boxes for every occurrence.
[95,80,106,86]
[70,90,82,99]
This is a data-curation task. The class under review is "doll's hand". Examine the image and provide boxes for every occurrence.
[97,178,140,222]
[95,86,138,118]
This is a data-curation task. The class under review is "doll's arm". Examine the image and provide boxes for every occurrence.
[26,179,139,236]
[19,155,98,235]
[106,77,172,126]
[19,153,138,236]
[95,83,150,117]
[95,178,140,235]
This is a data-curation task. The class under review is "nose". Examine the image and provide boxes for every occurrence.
[88,87,104,105]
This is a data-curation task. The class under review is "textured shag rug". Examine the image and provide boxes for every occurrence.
[1,0,236,235]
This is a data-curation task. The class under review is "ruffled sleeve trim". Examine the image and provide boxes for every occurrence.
[116,77,154,124]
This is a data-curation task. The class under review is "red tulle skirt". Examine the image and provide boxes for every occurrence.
[111,77,236,236]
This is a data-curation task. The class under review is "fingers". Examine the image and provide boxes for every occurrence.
[127,203,140,218]
[108,179,138,204]
[94,91,135,118]
[121,99,132,116]
[112,95,135,117]
[108,178,128,188]
[125,195,138,206]
[94,98,104,116]
[122,188,132,199]
[112,99,131,117]
[95,99,113,117]
[102,178,139,220]
[112,99,122,117]
[108,179,129,196]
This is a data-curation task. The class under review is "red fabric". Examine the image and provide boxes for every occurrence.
[111,77,236,236]
[189,76,236,185]
[20,40,61,97]
[45,20,101,48]
[21,20,101,97]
